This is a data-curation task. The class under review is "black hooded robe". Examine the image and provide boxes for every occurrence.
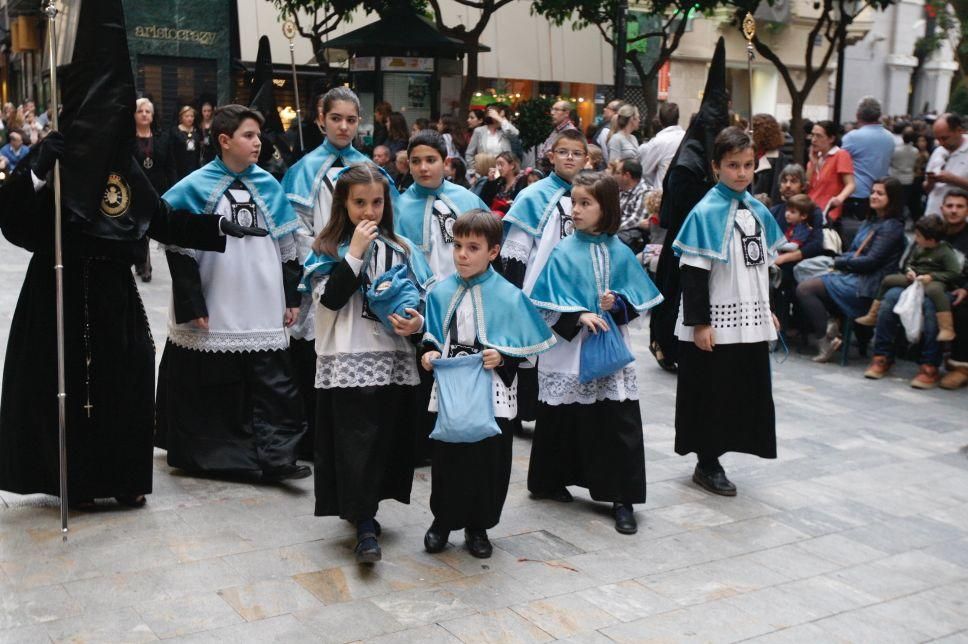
[0,168,226,500]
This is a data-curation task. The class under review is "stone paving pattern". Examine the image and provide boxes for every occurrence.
[1,239,968,643]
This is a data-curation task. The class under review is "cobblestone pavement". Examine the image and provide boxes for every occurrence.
[2,238,968,643]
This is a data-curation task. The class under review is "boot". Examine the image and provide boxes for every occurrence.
[936,311,956,342]
[940,365,968,390]
[854,300,881,326]
[910,364,940,390]
[863,355,893,379]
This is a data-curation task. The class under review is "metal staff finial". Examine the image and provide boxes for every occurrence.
[743,11,756,135]
[42,0,69,533]
[283,20,305,153]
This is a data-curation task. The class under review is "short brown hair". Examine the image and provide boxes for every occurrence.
[785,194,815,218]
[551,128,588,153]
[572,171,621,235]
[212,104,264,157]
[915,214,947,241]
[453,208,502,248]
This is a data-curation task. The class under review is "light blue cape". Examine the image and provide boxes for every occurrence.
[502,172,571,238]
[530,231,664,313]
[162,157,300,239]
[298,233,434,293]
[672,182,785,262]
[394,180,489,252]
[281,138,370,209]
[423,267,556,358]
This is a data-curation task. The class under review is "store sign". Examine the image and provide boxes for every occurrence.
[381,57,434,73]
[132,25,218,46]
[351,57,376,72]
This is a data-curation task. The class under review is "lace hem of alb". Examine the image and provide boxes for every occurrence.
[166,244,197,259]
[315,351,418,389]
[279,236,299,263]
[169,328,289,353]
[500,238,531,264]
[538,366,639,406]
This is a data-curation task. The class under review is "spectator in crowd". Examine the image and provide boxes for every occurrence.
[466,108,484,132]
[437,115,465,159]
[198,101,216,164]
[539,100,579,168]
[891,130,919,221]
[911,133,932,221]
[411,117,431,138]
[639,102,684,188]
[924,112,968,217]
[372,144,393,174]
[862,214,961,388]
[796,176,907,363]
[751,113,789,204]
[169,105,202,180]
[471,153,497,194]
[585,144,606,171]
[133,97,176,283]
[771,164,823,260]
[615,158,651,253]
[394,149,413,192]
[464,103,520,175]
[478,151,525,215]
[372,101,392,148]
[21,111,42,145]
[444,156,470,189]
[0,129,29,171]
[607,104,641,163]
[385,111,409,156]
[594,99,624,162]
[840,97,896,236]
[939,190,968,389]
[806,120,855,225]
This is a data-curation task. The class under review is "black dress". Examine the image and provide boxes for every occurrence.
[169,126,202,180]
[0,169,227,500]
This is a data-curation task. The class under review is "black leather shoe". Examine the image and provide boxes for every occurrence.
[424,523,450,553]
[355,534,381,563]
[262,463,312,482]
[464,529,492,559]
[613,503,637,534]
[530,487,573,503]
[692,465,737,496]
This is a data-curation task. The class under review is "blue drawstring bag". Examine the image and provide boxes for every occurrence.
[366,264,421,332]
[429,353,501,443]
[578,311,634,383]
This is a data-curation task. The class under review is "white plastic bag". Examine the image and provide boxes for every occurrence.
[893,281,924,343]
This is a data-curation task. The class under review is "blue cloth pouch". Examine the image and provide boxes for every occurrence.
[366,264,421,331]
[578,311,634,383]
[429,354,501,444]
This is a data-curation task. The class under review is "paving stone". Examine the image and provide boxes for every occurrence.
[369,586,476,628]
[510,592,620,639]
[293,598,405,642]
[0,624,51,644]
[491,529,585,561]
[600,597,773,643]
[135,592,242,639]
[63,571,171,611]
[577,580,678,622]
[366,623,463,643]
[0,583,81,630]
[166,614,319,643]
[440,608,554,643]
[216,577,321,621]
[434,571,539,612]
[44,606,158,643]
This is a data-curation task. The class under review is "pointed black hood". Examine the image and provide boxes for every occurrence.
[658,37,729,228]
[59,0,155,241]
[248,36,292,179]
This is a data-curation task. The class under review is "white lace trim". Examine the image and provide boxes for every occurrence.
[501,238,531,264]
[279,234,299,263]
[538,365,639,406]
[165,244,197,259]
[315,351,419,389]
[169,328,289,353]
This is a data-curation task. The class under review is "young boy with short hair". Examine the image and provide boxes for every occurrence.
[420,209,555,558]
[779,194,820,252]
[156,104,309,481]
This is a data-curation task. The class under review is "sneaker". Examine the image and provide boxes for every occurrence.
[863,355,893,379]
[812,336,843,363]
[911,364,940,390]
[940,366,968,390]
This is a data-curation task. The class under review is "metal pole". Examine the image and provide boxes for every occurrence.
[43,0,68,533]
[286,35,304,152]
[614,0,628,100]
[743,12,757,134]
[833,37,846,125]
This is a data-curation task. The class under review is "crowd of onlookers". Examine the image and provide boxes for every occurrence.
[0,100,56,178]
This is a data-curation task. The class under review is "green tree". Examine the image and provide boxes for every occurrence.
[530,0,725,125]
[732,0,899,161]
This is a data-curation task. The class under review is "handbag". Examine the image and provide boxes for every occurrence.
[365,263,421,332]
[578,311,634,383]
[820,204,843,256]
[429,354,502,443]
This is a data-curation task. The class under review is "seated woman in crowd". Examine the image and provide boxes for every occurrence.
[478,151,526,215]
[796,177,907,363]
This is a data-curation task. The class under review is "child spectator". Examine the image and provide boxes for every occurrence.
[855,214,961,341]
[779,194,822,254]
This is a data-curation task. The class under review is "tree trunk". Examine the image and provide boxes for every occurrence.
[459,48,480,120]
[790,99,806,167]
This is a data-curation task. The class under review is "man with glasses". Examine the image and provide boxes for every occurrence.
[539,101,579,173]
[925,113,968,217]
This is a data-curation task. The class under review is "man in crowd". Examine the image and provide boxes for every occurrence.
[372,144,393,174]
[594,99,624,163]
[924,113,968,217]
[940,190,968,389]
[639,102,684,188]
[840,96,894,240]
[539,100,579,170]
[617,159,651,231]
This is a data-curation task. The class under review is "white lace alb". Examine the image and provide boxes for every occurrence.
[537,365,639,406]
[315,351,419,389]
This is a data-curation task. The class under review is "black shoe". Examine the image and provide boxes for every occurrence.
[649,341,678,373]
[262,463,312,482]
[355,534,381,563]
[530,487,573,503]
[115,495,147,508]
[692,465,737,496]
[464,529,492,559]
[613,503,637,535]
[424,523,450,553]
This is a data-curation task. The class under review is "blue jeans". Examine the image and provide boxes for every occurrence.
[873,287,941,366]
